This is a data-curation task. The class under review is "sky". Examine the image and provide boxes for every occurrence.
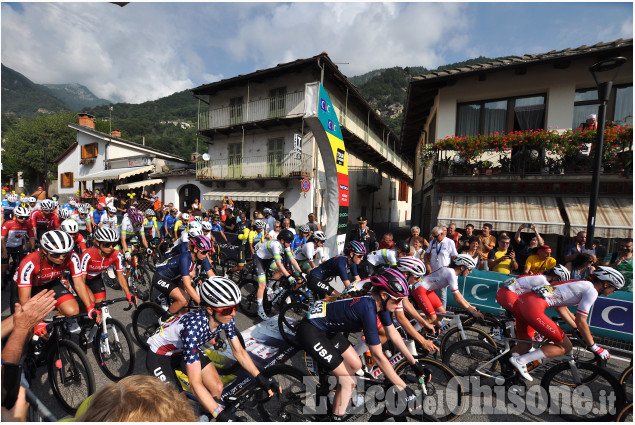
[1,2,633,104]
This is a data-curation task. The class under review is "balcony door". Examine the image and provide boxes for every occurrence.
[269,87,286,118]
[228,143,242,178]
[230,96,243,125]
[267,138,284,177]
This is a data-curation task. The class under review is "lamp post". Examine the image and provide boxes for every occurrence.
[43,136,48,199]
[585,56,627,250]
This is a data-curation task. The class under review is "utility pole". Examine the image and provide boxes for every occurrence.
[43,137,48,199]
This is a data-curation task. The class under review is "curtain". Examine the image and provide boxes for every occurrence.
[483,101,507,134]
[457,104,480,136]
[614,86,633,126]
[515,104,545,130]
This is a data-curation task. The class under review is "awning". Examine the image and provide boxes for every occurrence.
[75,165,154,182]
[562,197,633,239]
[437,195,565,234]
[203,188,285,202]
[116,178,165,191]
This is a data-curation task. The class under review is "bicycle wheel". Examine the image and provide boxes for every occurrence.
[93,318,135,381]
[238,279,260,317]
[204,332,246,376]
[132,302,165,350]
[212,251,228,277]
[541,361,625,421]
[393,357,465,422]
[224,258,240,282]
[48,339,96,413]
[442,338,501,379]
[130,266,152,302]
[257,364,317,422]
[620,366,633,402]
[439,325,497,357]
[278,301,309,348]
[617,402,633,422]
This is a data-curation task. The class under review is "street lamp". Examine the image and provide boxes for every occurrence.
[43,137,48,199]
[585,56,627,250]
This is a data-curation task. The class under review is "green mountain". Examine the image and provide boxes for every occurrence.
[40,83,110,110]
[1,64,70,116]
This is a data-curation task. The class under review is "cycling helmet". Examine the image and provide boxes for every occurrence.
[69,200,77,206]
[263,208,273,215]
[397,256,427,277]
[144,209,155,217]
[278,229,295,243]
[453,254,477,270]
[59,209,72,220]
[190,235,213,252]
[395,240,410,254]
[180,213,190,222]
[346,240,367,256]
[40,230,74,254]
[593,266,625,290]
[371,268,409,299]
[193,216,202,222]
[211,213,221,221]
[27,197,36,204]
[201,221,213,232]
[129,211,144,227]
[107,206,117,213]
[298,224,310,234]
[94,227,119,243]
[198,276,241,308]
[254,220,266,230]
[82,203,91,210]
[78,206,89,214]
[68,196,75,201]
[188,227,203,238]
[60,219,79,234]
[20,197,28,204]
[6,194,18,203]
[41,199,55,211]
[545,264,570,282]
[13,206,31,218]
[312,231,327,241]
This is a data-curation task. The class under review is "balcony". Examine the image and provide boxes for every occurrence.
[196,153,312,181]
[349,166,382,191]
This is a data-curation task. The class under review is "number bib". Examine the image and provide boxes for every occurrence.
[532,284,554,299]
[307,301,327,319]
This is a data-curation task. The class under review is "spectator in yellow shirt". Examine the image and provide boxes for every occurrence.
[523,245,556,275]
[487,234,518,274]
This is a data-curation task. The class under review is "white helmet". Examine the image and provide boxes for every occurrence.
[546,264,570,282]
[78,206,89,214]
[13,206,31,218]
[145,209,155,217]
[397,256,427,277]
[94,227,119,243]
[453,254,477,270]
[188,227,203,238]
[40,199,55,211]
[6,194,18,203]
[593,266,626,290]
[181,213,190,221]
[107,206,117,213]
[59,209,73,219]
[254,220,265,230]
[20,197,28,204]
[201,221,213,232]
[27,197,36,204]
[60,219,79,234]
[40,230,74,254]
[69,200,77,206]
[198,276,241,308]
[263,208,273,215]
[298,224,310,233]
[193,216,203,222]
[312,231,327,241]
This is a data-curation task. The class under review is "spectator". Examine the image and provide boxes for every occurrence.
[283,209,296,228]
[191,198,202,217]
[478,223,497,270]
[487,234,517,274]
[281,218,296,235]
[458,224,475,249]
[577,113,598,131]
[105,192,115,209]
[523,245,556,275]
[98,191,106,205]
[153,197,163,221]
[306,212,322,232]
[602,238,633,292]
[567,251,596,281]
[75,375,197,421]
[564,231,594,263]
[378,232,396,250]
[345,216,377,254]
[458,235,483,269]
[268,221,281,239]
[514,223,544,271]
[410,236,425,260]
[141,190,151,201]
[224,208,237,233]
[262,208,276,232]
[446,223,461,249]
[424,226,458,308]
[406,226,429,250]
[30,186,47,201]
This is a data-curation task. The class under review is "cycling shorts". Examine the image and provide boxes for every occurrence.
[2,247,23,265]
[86,276,107,301]
[513,292,565,343]
[145,351,212,390]
[253,255,273,277]
[297,319,351,373]
[495,287,518,313]
[306,274,336,299]
[31,278,76,308]
[411,285,443,317]
[152,272,180,297]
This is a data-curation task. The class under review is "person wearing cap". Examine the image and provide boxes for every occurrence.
[523,245,556,275]
[345,216,377,254]
[577,114,598,131]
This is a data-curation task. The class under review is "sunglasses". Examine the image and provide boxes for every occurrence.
[15,216,27,220]
[355,254,365,258]
[211,305,237,316]
[47,252,67,259]
[100,242,114,248]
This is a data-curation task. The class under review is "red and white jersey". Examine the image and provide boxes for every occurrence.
[545,279,598,317]
[1,219,35,248]
[72,233,87,251]
[80,247,124,279]
[30,210,60,230]
[14,251,82,288]
[415,267,459,294]
[503,274,550,296]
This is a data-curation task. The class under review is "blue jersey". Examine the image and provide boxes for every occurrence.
[307,296,392,346]
[156,251,211,281]
[310,255,358,281]
[61,203,76,212]
[1,201,17,218]
[92,209,103,225]
[211,222,222,232]
[291,234,306,251]
[164,215,177,231]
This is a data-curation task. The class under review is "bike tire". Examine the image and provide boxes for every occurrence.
[620,366,633,402]
[93,318,135,381]
[442,338,502,379]
[439,325,497,357]
[132,302,165,350]
[48,339,96,413]
[256,364,317,422]
[212,251,228,277]
[238,279,260,317]
[392,357,465,422]
[278,301,309,348]
[204,332,246,376]
[617,402,633,422]
[541,361,625,421]
[130,266,152,302]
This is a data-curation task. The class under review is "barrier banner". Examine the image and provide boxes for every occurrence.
[212,231,241,261]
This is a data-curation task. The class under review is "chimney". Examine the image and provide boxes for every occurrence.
[78,113,95,129]
[111,130,121,138]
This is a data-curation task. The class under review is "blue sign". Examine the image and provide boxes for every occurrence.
[589,296,633,335]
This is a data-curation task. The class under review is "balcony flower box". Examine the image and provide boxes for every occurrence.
[80,157,96,165]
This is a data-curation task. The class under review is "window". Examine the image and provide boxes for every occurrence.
[398,181,409,202]
[457,94,546,136]
[573,85,633,128]
[229,97,243,125]
[81,143,98,159]
[61,172,74,188]
[389,181,396,200]
[269,87,286,118]
[267,138,284,177]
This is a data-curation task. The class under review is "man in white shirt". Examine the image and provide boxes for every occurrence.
[424,226,458,309]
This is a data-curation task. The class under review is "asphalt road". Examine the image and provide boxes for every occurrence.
[1,278,631,422]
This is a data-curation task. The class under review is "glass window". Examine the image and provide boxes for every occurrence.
[457,104,481,136]
[573,104,599,129]
[515,96,545,107]
[483,101,507,135]
[614,86,633,126]
[574,89,598,102]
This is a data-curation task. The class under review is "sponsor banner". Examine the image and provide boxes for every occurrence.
[211,231,241,261]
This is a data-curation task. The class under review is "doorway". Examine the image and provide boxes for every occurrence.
[178,184,200,212]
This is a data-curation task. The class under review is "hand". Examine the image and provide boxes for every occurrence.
[255,373,281,396]
[410,360,427,378]
[396,386,419,414]
[588,344,610,360]
[287,276,296,286]
[215,404,236,422]
[126,292,137,306]
[124,251,131,260]
[87,305,101,322]
[13,289,56,332]
[34,321,48,337]
[419,337,439,353]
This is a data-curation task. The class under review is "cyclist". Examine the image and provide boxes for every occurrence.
[297,269,426,421]
[496,265,570,314]
[230,217,253,275]
[173,212,190,241]
[162,208,178,243]
[120,209,151,262]
[293,230,326,274]
[99,206,120,238]
[254,229,302,320]
[60,219,88,253]
[306,240,365,300]
[27,197,39,212]
[79,227,136,306]
[362,240,411,278]
[18,197,29,209]
[509,266,624,381]
[167,227,204,257]
[72,206,94,239]
[15,230,94,318]
[153,235,215,321]
[92,203,105,228]
[2,193,19,224]
[59,209,73,221]
[143,209,161,246]
[1,206,35,281]
[410,253,485,326]
[291,223,311,251]
[210,214,227,242]
[30,199,61,240]
[146,276,280,421]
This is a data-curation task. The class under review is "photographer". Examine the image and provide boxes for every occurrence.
[487,233,517,274]
[514,223,544,273]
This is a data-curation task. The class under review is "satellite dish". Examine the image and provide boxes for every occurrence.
[201,153,210,161]
[453,154,466,164]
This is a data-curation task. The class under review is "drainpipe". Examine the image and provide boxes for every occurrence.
[246,81,250,121]
[318,58,324,85]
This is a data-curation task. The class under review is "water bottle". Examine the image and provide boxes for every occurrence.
[266,288,274,302]
[405,339,418,356]
[491,326,504,341]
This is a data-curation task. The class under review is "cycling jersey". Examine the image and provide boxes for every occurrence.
[72,233,87,251]
[142,217,160,239]
[92,209,103,225]
[1,200,17,219]
[80,247,124,278]
[164,214,177,232]
[366,249,398,267]
[72,212,92,232]
[61,203,77,213]
[411,267,459,316]
[291,234,306,251]
[545,279,598,316]
[148,308,237,364]
[121,216,144,241]
[100,212,119,230]
[15,251,82,288]
[310,256,359,282]
[293,241,323,262]
[1,219,35,248]
[210,222,222,232]
[496,274,550,312]
[248,230,266,248]
[155,252,211,281]
[174,219,189,238]
[255,239,285,261]
[30,210,60,230]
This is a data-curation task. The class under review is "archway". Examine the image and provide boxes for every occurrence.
[178,184,200,212]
